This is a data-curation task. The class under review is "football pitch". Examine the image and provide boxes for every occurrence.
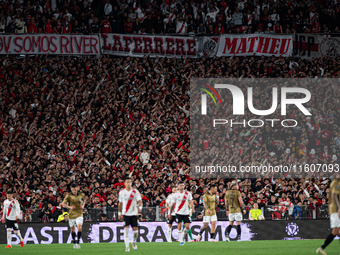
[2,240,339,255]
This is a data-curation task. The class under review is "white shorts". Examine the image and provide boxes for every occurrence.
[330,213,340,229]
[203,215,217,223]
[69,217,83,228]
[229,212,243,222]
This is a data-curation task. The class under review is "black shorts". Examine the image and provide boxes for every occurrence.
[5,219,19,230]
[123,215,139,228]
[176,214,191,224]
[167,215,176,225]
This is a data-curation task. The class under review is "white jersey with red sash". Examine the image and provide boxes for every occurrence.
[119,188,142,216]
[166,193,177,216]
[169,12,176,22]
[2,199,21,221]
[176,21,187,34]
[247,14,253,25]
[138,12,146,23]
[174,191,192,215]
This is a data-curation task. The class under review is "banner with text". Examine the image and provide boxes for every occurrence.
[0,34,100,55]
[217,34,293,57]
[1,33,338,58]
[0,220,332,244]
[293,34,339,58]
[100,34,202,58]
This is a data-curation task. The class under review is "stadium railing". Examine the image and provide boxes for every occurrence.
[21,204,328,222]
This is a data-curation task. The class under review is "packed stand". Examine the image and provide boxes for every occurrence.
[0,0,340,35]
[0,54,339,222]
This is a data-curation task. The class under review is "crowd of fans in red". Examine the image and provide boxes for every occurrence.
[0,53,339,221]
[0,0,340,35]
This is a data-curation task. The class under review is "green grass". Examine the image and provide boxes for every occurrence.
[2,240,339,255]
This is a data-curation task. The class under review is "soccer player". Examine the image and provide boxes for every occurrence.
[166,187,177,242]
[316,177,340,255]
[179,204,195,242]
[1,189,24,248]
[61,184,86,249]
[171,182,195,246]
[196,185,219,242]
[249,203,265,220]
[225,180,244,242]
[118,177,142,252]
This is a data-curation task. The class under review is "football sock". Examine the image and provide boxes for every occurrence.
[16,231,23,241]
[178,230,183,242]
[226,225,232,236]
[77,231,82,244]
[183,228,189,235]
[7,229,12,245]
[188,229,193,240]
[321,233,335,249]
[237,225,241,236]
[210,232,215,239]
[133,230,138,242]
[168,227,172,239]
[124,228,129,248]
[183,228,189,241]
[71,232,76,243]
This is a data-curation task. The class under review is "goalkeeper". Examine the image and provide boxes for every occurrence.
[249,203,264,220]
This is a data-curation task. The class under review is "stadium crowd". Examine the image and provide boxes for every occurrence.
[0,0,340,35]
[0,53,339,222]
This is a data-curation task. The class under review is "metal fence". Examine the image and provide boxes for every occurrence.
[20,204,329,223]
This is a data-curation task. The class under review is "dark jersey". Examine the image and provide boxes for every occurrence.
[329,179,340,214]
[225,189,241,213]
[63,192,85,219]
[203,192,217,216]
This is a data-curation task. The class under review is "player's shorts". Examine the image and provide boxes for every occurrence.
[330,213,340,229]
[167,215,176,225]
[176,214,191,224]
[203,215,217,223]
[69,216,83,228]
[5,219,19,230]
[229,212,243,222]
[123,215,139,228]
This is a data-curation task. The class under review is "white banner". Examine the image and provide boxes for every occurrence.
[0,34,100,55]
[292,34,339,58]
[3,33,337,58]
[217,34,293,57]
[100,34,199,58]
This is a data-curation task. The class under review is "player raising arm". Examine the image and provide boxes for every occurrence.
[171,182,195,246]
[61,183,86,249]
[317,177,340,255]
[196,185,219,242]
[225,181,245,242]
[1,189,24,248]
[118,177,142,252]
